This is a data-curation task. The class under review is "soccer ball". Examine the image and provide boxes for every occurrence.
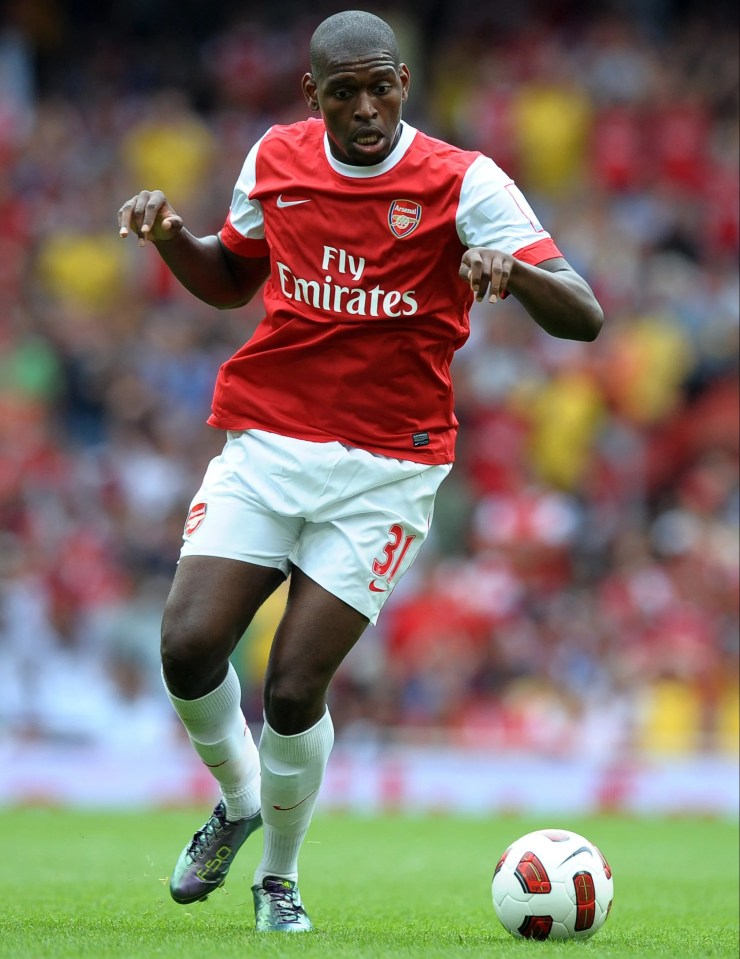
[491,828,613,940]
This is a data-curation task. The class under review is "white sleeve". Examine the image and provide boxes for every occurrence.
[227,130,271,241]
[456,155,551,252]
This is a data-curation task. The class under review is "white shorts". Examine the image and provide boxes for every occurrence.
[180,429,451,623]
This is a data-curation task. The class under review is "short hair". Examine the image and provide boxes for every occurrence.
[309,10,400,79]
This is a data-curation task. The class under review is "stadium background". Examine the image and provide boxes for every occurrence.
[0,0,737,815]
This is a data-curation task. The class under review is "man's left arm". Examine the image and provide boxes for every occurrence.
[460,249,604,342]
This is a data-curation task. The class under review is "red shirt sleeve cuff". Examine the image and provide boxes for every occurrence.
[219,215,270,257]
[512,237,562,265]
[499,237,563,297]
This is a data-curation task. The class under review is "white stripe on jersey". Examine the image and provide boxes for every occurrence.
[456,155,550,253]
[228,130,270,241]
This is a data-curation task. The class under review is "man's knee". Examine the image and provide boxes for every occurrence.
[160,607,230,698]
[263,673,326,735]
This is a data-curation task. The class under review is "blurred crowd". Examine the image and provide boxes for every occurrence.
[0,0,737,761]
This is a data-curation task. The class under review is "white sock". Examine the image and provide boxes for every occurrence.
[254,709,334,884]
[163,664,261,821]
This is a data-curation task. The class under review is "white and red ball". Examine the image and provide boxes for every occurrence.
[491,828,613,940]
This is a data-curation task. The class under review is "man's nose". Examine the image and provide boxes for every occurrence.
[354,91,378,118]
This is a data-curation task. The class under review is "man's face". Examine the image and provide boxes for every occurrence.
[302,51,410,166]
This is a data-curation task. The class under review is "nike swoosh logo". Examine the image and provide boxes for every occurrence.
[273,789,317,811]
[368,579,388,593]
[277,194,312,208]
[558,846,593,867]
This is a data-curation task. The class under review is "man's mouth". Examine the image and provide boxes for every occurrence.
[354,130,383,146]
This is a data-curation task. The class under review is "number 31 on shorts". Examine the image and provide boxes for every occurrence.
[371,523,416,584]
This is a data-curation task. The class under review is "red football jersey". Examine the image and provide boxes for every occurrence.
[213,118,561,464]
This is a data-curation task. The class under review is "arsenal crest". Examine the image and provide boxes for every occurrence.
[388,199,422,239]
[184,502,207,536]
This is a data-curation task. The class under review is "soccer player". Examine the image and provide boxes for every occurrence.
[118,9,603,933]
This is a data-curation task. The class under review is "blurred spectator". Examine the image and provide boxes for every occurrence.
[120,90,216,202]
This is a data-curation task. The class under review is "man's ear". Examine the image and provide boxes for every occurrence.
[399,63,410,103]
[302,73,320,111]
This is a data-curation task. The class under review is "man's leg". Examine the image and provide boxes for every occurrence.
[161,555,285,903]
[252,566,368,931]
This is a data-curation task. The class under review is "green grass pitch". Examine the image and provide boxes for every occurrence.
[0,808,737,958]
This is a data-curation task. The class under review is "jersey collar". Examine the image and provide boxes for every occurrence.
[323,123,417,178]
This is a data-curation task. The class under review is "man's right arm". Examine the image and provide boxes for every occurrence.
[118,189,270,309]
[151,230,270,309]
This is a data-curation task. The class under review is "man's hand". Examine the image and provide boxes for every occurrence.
[459,247,515,303]
[118,190,184,247]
